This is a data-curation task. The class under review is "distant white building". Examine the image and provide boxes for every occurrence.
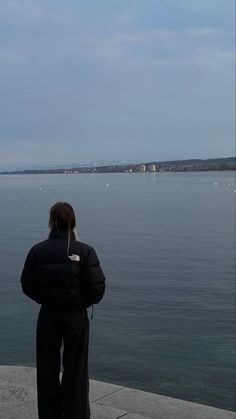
[148,164,156,172]
[139,164,146,172]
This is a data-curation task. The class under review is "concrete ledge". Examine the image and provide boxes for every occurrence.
[0,366,235,419]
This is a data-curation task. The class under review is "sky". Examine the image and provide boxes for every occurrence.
[0,0,235,168]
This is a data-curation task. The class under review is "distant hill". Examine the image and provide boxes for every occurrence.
[0,157,235,174]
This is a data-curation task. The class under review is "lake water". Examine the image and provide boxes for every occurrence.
[0,171,235,411]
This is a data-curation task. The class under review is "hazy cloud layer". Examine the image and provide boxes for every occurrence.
[0,0,235,167]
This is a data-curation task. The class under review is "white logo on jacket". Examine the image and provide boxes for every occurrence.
[68,254,80,262]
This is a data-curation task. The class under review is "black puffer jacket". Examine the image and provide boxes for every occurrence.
[20,230,106,309]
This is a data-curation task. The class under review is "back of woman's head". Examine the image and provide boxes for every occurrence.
[49,202,76,231]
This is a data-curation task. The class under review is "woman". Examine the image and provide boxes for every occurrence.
[20,202,106,419]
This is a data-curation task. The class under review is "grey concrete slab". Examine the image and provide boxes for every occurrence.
[0,366,36,389]
[0,401,37,419]
[0,382,36,402]
[90,378,124,403]
[91,402,127,419]
[98,387,236,419]
[0,366,37,419]
[0,366,235,419]
[0,366,127,419]
[0,381,128,419]
[0,379,37,419]
[119,414,151,419]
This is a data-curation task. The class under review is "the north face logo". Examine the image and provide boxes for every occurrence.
[68,254,80,262]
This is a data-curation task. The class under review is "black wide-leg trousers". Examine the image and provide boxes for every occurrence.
[36,306,90,419]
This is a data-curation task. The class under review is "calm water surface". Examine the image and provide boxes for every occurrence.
[0,172,235,411]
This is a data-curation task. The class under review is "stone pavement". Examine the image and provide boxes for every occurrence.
[0,366,235,419]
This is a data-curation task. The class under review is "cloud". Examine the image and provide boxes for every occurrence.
[78,31,175,62]
[0,1,233,70]
[184,28,223,38]
[0,0,43,20]
[152,48,235,71]
[170,0,234,13]
[118,13,137,24]
[0,0,234,164]
[194,48,235,69]
[0,0,78,27]
[0,51,27,63]
[75,26,234,75]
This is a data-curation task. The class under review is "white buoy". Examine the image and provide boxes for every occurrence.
[39,187,42,190]
[106,183,109,187]
[228,183,232,186]
[214,182,218,186]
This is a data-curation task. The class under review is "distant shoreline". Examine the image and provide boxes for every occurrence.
[0,157,235,175]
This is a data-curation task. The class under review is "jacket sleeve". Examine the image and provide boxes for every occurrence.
[20,247,41,304]
[82,247,106,307]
